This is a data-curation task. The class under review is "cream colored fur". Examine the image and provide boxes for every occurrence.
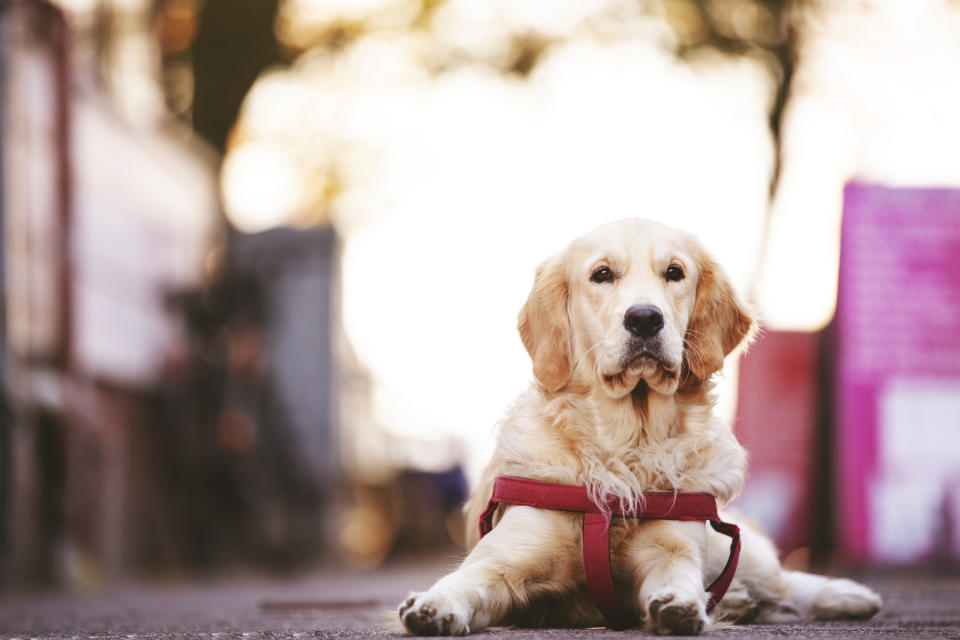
[398,219,881,636]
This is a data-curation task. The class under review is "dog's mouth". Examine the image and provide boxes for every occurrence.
[598,339,681,398]
[617,341,677,373]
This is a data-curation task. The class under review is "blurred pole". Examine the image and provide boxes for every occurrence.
[0,0,9,584]
[812,321,837,568]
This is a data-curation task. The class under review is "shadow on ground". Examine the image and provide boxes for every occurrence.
[1,559,958,639]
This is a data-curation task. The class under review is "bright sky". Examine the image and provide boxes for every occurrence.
[219,0,960,479]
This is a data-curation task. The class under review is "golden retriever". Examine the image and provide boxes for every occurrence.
[399,218,881,635]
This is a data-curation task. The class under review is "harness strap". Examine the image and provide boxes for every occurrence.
[583,510,635,629]
[477,475,741,630]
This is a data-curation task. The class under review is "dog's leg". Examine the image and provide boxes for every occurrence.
[707,512,787,623]
[399,505,580,636]
[772,571,882,621]
[627,520,709,636]
[709,514,881,623]
[711,579,760,624]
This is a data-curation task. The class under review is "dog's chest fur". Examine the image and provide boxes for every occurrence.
[494,384,747,510]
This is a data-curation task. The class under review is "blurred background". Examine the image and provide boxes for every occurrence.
[2,0,959,591]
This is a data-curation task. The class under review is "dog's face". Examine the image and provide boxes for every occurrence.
[519,219,754,398]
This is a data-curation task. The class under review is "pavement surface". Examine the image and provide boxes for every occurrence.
[1,559,959,639]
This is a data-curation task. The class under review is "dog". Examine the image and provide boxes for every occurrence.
[398,218,881,635]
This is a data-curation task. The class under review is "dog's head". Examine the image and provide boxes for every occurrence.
[518,218,755,397]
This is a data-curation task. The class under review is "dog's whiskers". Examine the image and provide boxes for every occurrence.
[680,334,708,385]
[571,336,615,377]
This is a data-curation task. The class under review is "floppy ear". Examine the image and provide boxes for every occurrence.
[517,257,571,392]
[684,253,756,380]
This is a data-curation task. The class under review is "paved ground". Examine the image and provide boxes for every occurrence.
[1,559,958,639]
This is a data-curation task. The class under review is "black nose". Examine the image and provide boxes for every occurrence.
[624,304,664,338]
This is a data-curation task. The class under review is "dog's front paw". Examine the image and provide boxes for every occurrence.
[646,590,707,636]
[399,591,472,636]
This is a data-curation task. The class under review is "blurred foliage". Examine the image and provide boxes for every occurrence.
[174,0,815,194]
[153,0,813,188]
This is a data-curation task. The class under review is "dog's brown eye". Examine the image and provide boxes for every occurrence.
[665,265,685,282]
[590,266,616,283]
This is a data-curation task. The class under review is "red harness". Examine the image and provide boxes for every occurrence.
[477,475,741,630]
